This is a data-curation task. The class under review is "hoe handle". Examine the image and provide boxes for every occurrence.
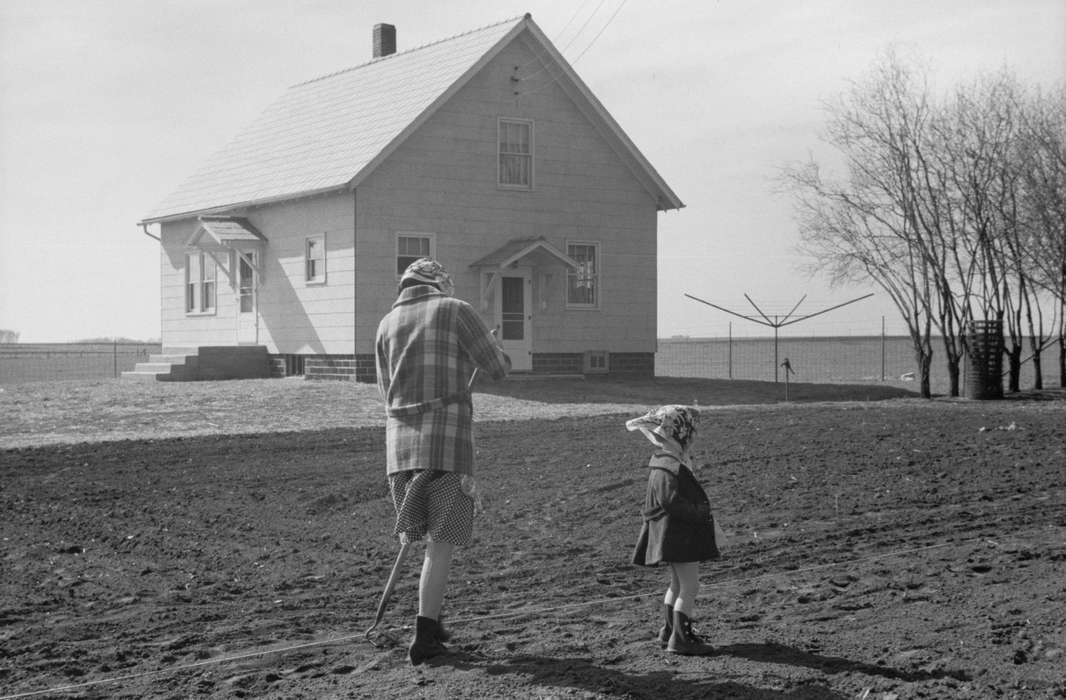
[364,539,412,641]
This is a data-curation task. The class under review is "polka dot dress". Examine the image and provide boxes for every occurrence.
[389,470,474,546]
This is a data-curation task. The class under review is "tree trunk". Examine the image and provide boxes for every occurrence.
[941,334,962,397]
[1059,336,1066,389]
[1005,342,1022,393]
[918,350,933,398]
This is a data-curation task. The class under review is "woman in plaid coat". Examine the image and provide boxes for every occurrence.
[375,258,510,664]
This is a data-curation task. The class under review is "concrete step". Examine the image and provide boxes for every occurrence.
[120,370,164,382]
[133,362,177,373]
[149,354,192,364]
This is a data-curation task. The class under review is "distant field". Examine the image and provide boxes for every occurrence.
[1,337,1060,395]
[0,342,161,384]
[656,336,1063,395]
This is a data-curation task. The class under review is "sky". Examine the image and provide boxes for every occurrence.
[1,0,1063,342]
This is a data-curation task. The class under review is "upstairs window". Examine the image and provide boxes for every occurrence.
[396,233,434,275]
[566,242,599,308]
[498,118,533,189]
[305,234,326,284]
[185,252,217,314]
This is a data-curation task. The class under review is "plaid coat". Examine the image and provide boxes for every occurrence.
[375,285,510,476]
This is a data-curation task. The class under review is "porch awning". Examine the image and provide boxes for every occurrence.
[469,237,580,271]
[469,237,580,311]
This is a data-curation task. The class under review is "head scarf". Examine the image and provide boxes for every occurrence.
[400,257,455,297]
[625,405,699,463]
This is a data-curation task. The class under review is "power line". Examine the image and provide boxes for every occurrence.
[572,0,629,63]
[514,0,629,98]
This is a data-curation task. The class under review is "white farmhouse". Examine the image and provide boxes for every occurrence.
[136,14,683,381]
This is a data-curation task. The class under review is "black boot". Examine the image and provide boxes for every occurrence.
[657,604,673,648]
[409,615,448,665]
[436,613,452,643]
[666,610,715,656]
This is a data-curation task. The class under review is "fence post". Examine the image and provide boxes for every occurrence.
[881,316,885,382]
[113,339,118,378]
[728,322,733,380]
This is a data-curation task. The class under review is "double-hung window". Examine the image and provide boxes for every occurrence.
[566,242,600,308]
[498,118,533,189]
[305,234,326,284]
[185,251,217,314]
[396,233,435,275]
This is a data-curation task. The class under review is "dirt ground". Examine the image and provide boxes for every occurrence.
[1,380,1065,699]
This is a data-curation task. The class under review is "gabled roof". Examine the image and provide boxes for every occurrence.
[188,216,266,248]
[141,14,682,224]
[469,237,579,270]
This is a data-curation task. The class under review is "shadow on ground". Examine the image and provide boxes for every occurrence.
[435,650,850,700]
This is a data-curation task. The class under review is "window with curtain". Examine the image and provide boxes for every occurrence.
[184,252,217,314]
[306,234,326,284]
[566,242,599,307]
[498,118,533,189]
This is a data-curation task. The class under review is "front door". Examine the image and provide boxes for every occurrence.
[236,251,258,344]
[498,270,532,371]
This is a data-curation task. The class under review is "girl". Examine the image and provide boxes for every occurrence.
[627,405,719,656]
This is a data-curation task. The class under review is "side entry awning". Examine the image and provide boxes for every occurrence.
[186,216,267,285]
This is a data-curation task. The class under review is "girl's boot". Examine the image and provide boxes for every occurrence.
[409,615,448,665]
[666,610,715,656]
[657,604,673,648]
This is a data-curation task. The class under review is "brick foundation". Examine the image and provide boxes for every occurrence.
[531,353,584,374]
[605,352,654,377]
[269,351,653,381]
[271,353,376,382]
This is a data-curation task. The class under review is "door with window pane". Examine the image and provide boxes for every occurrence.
[497,269,532,371]
[237,251,258,344]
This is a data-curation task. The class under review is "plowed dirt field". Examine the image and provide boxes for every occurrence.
[1,379,1064,699]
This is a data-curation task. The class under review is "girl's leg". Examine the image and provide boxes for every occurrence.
[666,562,714,655]
[671,562,700,617]
[657,566,682,646]
[664,564,681,607]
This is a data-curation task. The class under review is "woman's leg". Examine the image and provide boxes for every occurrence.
[418,540,454,619]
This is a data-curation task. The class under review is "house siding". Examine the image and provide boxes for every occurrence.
[354,34,658,359]
[160,192,355,354]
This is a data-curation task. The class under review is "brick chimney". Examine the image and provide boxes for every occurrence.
[373,23,396,58]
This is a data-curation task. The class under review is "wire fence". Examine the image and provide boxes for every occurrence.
[655,335,1064,395]
[1,338,1060,395]
[0,342,161,384]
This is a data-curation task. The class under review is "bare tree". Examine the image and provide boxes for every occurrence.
[1017,84,1066,387]
[783,51,1063,396]
[782,50,951,397]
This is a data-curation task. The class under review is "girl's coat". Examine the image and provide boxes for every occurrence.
[632,452,720,566]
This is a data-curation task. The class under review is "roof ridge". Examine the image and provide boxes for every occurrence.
[291,14,528,89]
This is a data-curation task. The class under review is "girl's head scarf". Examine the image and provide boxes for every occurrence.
[625,405,699,463]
